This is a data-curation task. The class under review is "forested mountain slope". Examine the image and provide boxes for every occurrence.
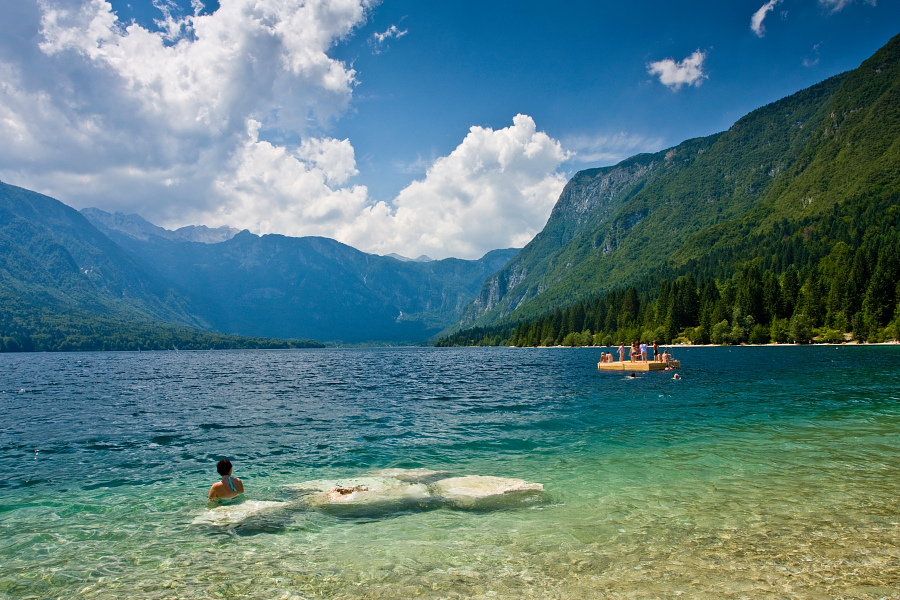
[0,182,307,350]
[0,182,198,323]
[446,32,900,345]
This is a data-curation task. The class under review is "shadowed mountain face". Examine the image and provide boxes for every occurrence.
[0,182,205,328]
[82,209,517,342]
[462,32,900,329]
[1,182,516,344]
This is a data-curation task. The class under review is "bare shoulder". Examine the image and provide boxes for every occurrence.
[209,480,228,499]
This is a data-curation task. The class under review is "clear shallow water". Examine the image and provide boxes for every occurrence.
[1,345,900,599]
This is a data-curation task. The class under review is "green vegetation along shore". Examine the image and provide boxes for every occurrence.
[439,34,900,348]
[0,307,323,353]
[436,225,900,347]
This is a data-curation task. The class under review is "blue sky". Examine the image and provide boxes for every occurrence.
[333,0,900,199]
[1,0,898,258]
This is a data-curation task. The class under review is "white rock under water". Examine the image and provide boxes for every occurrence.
[193,470,547,525]
[191,500,288,526]
[285,476,435,516]
[428,476,545,509]
[285,471,546,515]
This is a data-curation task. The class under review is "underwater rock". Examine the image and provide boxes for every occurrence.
[192,500,288,526]
[284,472,547,516]
[286,477,435,516]
[284,476,400,495]
[372,468,452,484]
[427,476,545,509]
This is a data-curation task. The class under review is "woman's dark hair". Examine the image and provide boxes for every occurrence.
[216,459,233,476]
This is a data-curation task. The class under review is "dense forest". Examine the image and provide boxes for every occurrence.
[0,301,324,352]
[457,33,900,339]
[436,197,900,347]
[439,34,900,348]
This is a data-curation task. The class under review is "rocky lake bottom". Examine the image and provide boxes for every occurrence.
[1,345,899,599]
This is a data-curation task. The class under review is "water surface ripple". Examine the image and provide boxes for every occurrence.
[1,346,899,599]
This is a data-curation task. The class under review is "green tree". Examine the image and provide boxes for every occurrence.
[619,287,640,326]
[711,320,731,344]
[749,323,770,344]
[789,313,813,343]
[781,268,800,317]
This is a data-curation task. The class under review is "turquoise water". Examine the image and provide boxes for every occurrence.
[2,346,900,599]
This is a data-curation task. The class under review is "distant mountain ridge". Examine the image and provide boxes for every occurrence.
[1,182,517,348]
[385,253,434,263]
[83,207,518,342]
[0,183,203,326]
[0,182,265,351]
[81,208,240,244]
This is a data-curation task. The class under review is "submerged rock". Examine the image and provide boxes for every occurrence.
[428,476,545,510]
[284,472,547,516]
[286,477,435,516]
[192,500,288,526]
[193,471,547,528]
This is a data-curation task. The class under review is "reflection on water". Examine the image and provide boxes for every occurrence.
[1,346,900,599]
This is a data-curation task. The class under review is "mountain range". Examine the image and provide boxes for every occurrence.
[2,32,899,350]
[454,31,900,340]
[82,208,516,342]
[0,183,516,348]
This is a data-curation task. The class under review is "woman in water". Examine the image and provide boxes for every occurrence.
[209,459,244,502]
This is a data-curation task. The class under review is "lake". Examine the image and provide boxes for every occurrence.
[1,345,899,599]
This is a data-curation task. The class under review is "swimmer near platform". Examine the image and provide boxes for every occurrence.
[597,360,681,371]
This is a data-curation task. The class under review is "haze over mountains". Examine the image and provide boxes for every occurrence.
[2,32,900,350]
[0,183,516,347]
[83,208,517,342]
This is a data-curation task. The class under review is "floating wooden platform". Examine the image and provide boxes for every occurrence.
[597,360,681,371]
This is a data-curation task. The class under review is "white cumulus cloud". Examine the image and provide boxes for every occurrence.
[202,120,370,237]
[647,49,708,91]
[0,2,571,260]
[191,113,569,260]
[751,0,784,37]
[340,115,570,260]
[0,0,371,222]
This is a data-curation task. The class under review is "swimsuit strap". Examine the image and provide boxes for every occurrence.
[227,476,237,492]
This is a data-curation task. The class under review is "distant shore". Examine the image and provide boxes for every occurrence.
[532,341,900,349]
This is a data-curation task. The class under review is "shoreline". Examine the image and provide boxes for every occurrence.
[528,340,900,349]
